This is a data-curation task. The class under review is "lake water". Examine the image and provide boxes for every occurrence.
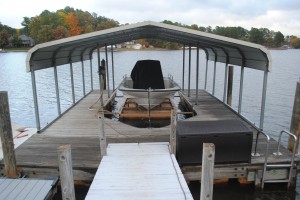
[0,49,300,199]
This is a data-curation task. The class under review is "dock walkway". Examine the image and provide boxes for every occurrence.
[85,143,193,200]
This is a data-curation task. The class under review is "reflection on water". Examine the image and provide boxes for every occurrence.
[0,50,300,199]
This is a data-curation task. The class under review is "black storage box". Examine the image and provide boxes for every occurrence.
[176,120,253,166]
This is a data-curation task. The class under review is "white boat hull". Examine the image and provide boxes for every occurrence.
[118,77,181,109]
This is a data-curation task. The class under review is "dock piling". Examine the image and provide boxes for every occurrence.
[200,143,215,200]
[0,91,18,178]
[288,81,300,153]
[170,109,177,155]
[57,144,76,200]
[98,111,107,156]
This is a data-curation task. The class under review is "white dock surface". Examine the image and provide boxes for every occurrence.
[85,143,193,200]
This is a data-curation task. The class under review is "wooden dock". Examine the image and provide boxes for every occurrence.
[85,143,193,199]
[0,89,299,186]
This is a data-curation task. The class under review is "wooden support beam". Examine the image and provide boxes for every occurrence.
[227,66,233,106]
[200,143,215,200]
[288,81,300,153]
[98,111,107,156]
[57,144,76,200]
[170,109,177,155]
[0,91,17,178]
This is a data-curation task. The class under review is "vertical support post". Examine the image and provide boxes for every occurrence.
[97,45,101,90]
[259,70,268,129]
[69,62,75,104]
[170,109,177,155]
[54,66,61,115]
[105,44,110,97]
[31,69,41,131]
[81,59,86,96]
[204,59,208,90]
[57,145,76,200]
[288,81,300,153]
[0,92,17,178]
[98,111,107,156]
[182,44,185,91]
[200,143,215,200]
[195,45,200,105]
[111,45,115,91]
[89,55,94,91]
[212,60,217,95]
[227,66,234,106]
[238,66,245,114]
[188,45,191,97]
[223,63,228,103]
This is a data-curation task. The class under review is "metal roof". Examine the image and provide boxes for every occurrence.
[26,21,272,72]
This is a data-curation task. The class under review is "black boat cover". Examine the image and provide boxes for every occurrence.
[130,60,165,89]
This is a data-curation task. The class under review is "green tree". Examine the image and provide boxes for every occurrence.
[249,28,264,45]
[11,35,22,47]
[0,30,9,49]
[21,17,31,35]
[274,31,284,47]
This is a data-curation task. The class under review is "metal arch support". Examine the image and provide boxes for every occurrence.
[111,44,115,91]
[81,47,90,96]
[260,69,269,129]
[68,47,78,104]
[236,47,246,114]
[188,44,192,97]
[53,65,61,115]
[182,44,185,91]
[203,49,209,90]
[195,45,200,105]
[96,44,101,90]
[30,67,41,132]
[211,48,217,95]
[222,50,229,103]
[105,44,111,97]
[89,54,94,91]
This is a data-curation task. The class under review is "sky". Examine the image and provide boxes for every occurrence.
[0,0,300,36]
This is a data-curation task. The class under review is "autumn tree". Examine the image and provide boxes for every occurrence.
[0,30,9,49]
[52,26,70,40]
[290,36,300,48]
[65,12,82,36]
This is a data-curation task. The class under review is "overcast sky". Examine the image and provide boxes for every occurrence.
[1,0,300,36]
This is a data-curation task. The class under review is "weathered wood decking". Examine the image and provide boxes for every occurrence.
[0,89,298,183]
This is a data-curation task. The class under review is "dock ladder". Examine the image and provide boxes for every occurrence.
[253,130,297,189]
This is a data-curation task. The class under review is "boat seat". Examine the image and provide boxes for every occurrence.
[130,60,165,89]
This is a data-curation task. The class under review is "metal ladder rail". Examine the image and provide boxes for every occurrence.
[262,130,297,189]
[252,130,270,189]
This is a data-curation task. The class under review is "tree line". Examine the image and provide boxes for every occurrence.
[0,7,300,49]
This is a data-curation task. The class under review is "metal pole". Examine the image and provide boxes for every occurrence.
[81,60,86,96]
[182,44,185,91]
[97,45,101,90]
[259,70,268,129]
[223,63,229,103]
[111,45,115,91]
[90,55,94,91]
[69,62,75,104]
[188,45,191,97]
[204,58,208,90]
[31,69,41,131]
[238,66,245,114]
[54,66,61,115]
[195,45,199,105]
[105,44,110,97]
[212,59,217,95]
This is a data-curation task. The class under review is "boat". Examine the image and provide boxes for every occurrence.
[118,60,181,110]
